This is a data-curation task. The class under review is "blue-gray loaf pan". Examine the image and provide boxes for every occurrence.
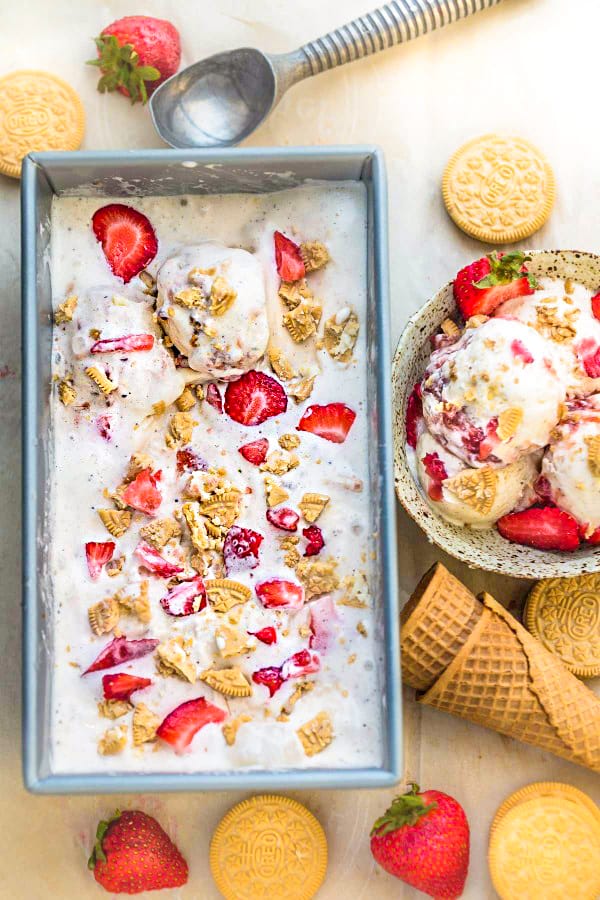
[21,146,401,793]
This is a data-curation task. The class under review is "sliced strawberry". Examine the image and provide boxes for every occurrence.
[160,576,206,616]
[176,447,207,475]
[102,672,152,701]
[122,467,162,515]
[85,541,115,580]
[497,505,580,551]
[303,524,324,556]
[422,452,448,502]
[223,525,263,574]
[252,666,285,697]
[578,339,600,378]
[511,339,534,365]
[256,578,304,610]
[309,595,340,651]
[92,204,158,283]
[584,525,600,544]
[297,402,356,443]
[592,291,600,321]
[453,251,536,319]
[224,370,287,426]
[406,383,423,449]
[274,231,305,281]
[135,540,184,577]
[238,438,269,466]
[83,635,159,675]
[95,414,112,441]
[266,507,299,532]
[205,383,223,413]
[90,333,154,353]
[157,697,226,752]
[249,626,277,645]
[281,649,320,679]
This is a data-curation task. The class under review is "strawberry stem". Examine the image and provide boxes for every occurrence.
[87,810,121,870]
[370,784,437,836]
[87,34,160,104]
[474,251,538,291]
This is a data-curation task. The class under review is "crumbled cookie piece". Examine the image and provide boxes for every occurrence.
[283,302,321,343]
[337,573,370,608]
[58,377,76,406]
[126,452,154,481]
[278,278,313,309]
[287,376,316,403]
[88,597,120,636]
[299,493,330,523]
[98,699,131,719]
[85,366,117,394]
[535,302,579,343]
[106,556,125,578]
[260,450,300,476]
[98,725,127,756]
[156,636,197,683]
[280,534,301,568]
[268,346,296,381]
[445,467,498,516]
[324,308,360,363]
[357,621,368,637]
[496,407,523,441]
[54,294,78,324]
[182,501,210,551]
[297,711,333,756]
[98,508,132,538]
[585,435,600,477]
[199,491,242,528]
[139,269,157,296]
[301,241,330,273]
[278,680,314,721]
[140,517,181,550]
[173,287,206,308]
[295,557,339,599]
[132,703,160,745]
[200,666,252,697]
[166,411,198,448]
[440,317,461,337]
[215,624,256,659]
[278,433,301,451]
[175,386,196,411]
[134,580,152,624]
[264,476,289,508]
[222,714,252,746]
[209,275,237,316]
[205,579,252,613]
[465,314,489,329]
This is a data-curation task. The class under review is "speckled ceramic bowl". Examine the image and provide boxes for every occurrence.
[392,249,600,578]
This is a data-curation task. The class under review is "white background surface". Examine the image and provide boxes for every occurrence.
[1,0,599,897]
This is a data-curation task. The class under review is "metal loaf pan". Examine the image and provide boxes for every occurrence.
[22,147,401,793]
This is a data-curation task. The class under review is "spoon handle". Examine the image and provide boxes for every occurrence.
[299,0,502,75]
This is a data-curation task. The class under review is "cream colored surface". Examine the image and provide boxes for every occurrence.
[1,0,599,898]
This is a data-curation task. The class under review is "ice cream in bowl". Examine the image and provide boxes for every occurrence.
[393,249,600,577]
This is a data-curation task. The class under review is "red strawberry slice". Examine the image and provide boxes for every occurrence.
[223,525,263,574]
[497,505,580,551]
[85,541,115,580]
[83,636,159,675]
[90,333,154,353]
[122,467,162,515]
[256,579,304,610]
[176,447,207,475]
[274,231,305,281]
[422,452,448,502]
[297,402,356,443]
[592,292,600,321]
[224,370,287,426]
[92,204,158,283]
[281,649,320,679]
[134,540,184,577]
[249,626,277,645]
[160,576,206,616]
[578,339,600,378]
[266,507,299,531]
[303,524,325,556]
[95,414,112,441]
[584,525,600,544]
[238,438,269,466]
[102,673,152,701]
[205,382,223,413]
[453,251,536,319]
[406,383,423,449]
[511,339,534,365]
[252,666,285,697]
[309,595,340,651]
[157,697,226,752]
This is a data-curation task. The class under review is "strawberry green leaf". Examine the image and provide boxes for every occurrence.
[474,251,538,290]
[370,783,437,836]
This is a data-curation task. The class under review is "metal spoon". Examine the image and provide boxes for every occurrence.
[150,0,502,149]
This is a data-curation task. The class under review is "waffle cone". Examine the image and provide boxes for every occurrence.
[401,563,483,691]
[421,593,600,773]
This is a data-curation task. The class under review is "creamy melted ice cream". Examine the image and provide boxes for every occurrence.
[48,184,382,774]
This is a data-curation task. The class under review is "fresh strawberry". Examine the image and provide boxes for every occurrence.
[176,447,207,475]
[160,576,206,617]
[497,505,580,551]
[577,338,600,378]
[303,524,324,556]
[92,204,158,283]
[584,525,600,544]
[297,402,356,443]
[157,697,226,752]
[134,540,183,577]
[122,468,162,515]
[422,452,448,502]
[510,339,534,364]
[238,438,269,465]
[95,414,112,441]
[88,16,181,103]
[256,579,304,610]
[592,292,600,321]
[91,333,154,353]
[205,382,223,413]
[88,809,188,894]
[281,649,320,679]
[309,595,340,651]
[250,626,277,645]
[274,231,305,281]
[83,636,159,675]
[252,666,285,697]
[453,251,536,319]
[102,673,152,702]
[223,525,263,574]
[406,383,423,449]
[370,783,470,899]
[86,541,115,580]
[224,370,287,426]
[266,507,299,531]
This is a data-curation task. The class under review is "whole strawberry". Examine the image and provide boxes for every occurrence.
[370,784,469,899]
[88,16,181,104]
[88,809,188,894]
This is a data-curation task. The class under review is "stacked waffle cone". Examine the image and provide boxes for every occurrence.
[401,564,600,773]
